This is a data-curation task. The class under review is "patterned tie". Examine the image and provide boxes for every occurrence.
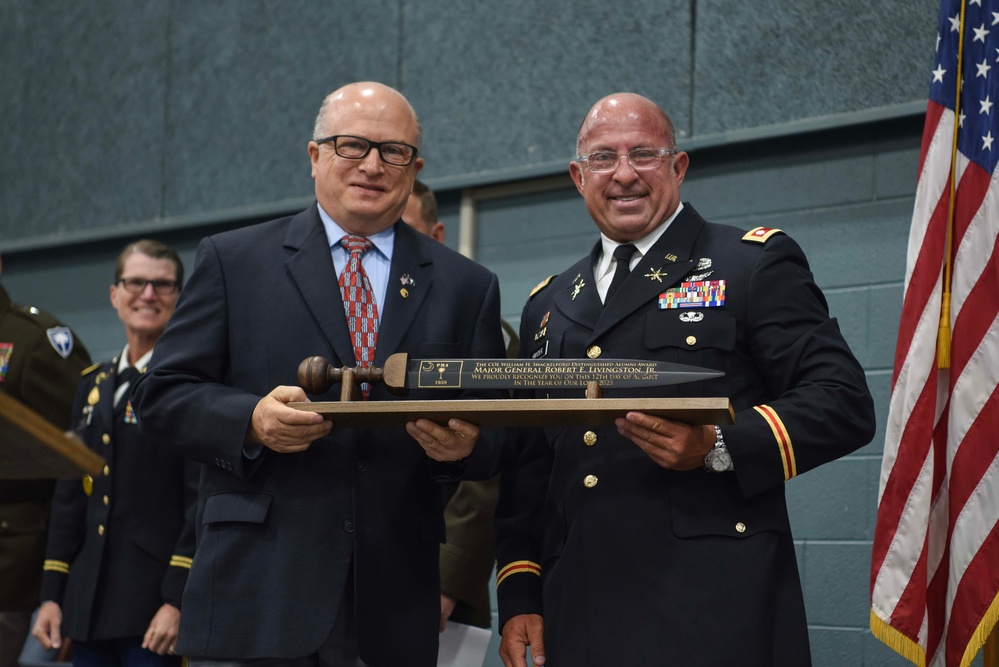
[605,243,638,303]
[339,235,379,398]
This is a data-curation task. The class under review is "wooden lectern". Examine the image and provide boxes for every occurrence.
[0,391,104,480]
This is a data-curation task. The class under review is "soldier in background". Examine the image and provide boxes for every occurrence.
[32,240,197,666]
[0,254,92,666]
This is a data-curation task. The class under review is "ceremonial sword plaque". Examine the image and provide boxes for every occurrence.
[290,353,733,427]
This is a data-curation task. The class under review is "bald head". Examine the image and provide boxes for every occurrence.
[313,82,422,146]
[576,93,675,155]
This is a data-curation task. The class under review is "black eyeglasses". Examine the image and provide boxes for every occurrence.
[314,135,419,166]
[115,278,179,295]
[576,147,678,173]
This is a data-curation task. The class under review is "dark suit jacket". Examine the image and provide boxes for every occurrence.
[495,204,876,666]
[132,205,506,665]
[40,357,198,640]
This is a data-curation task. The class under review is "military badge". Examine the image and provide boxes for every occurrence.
[659,280,726,309]
[644,267,667,283]
[679,311,705,323]
[124,401,138,425]
[400,273,415,286]
[46,326,74,359]
[0,342,11,383]
[571,274,586,300]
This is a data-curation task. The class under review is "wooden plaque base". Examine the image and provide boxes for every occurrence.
[290,397,733,428]
[0,392,105,480]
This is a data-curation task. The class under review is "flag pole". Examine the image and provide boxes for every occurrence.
[939,0,967,370]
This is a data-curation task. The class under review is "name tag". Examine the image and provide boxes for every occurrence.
[659,280,726,309]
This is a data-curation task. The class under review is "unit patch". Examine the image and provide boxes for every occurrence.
[46,327,74,359]
[0,342,11,383]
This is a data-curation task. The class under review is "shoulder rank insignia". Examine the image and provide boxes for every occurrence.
[529,275,555,298]
[81,362,102,376]
[742,227,785,243]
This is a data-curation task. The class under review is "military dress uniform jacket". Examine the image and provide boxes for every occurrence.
[131,206,506,666]
[0,284,91,612]
[40,357,198,641]
[494,204,876,666]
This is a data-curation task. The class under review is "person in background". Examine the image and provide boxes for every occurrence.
[494,93,876,666]
[32,239,197,667]
[403,180,515,634]
[131,82,505,667]
[0,255,91,666]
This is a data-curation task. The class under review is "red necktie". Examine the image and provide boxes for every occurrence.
[339,235,379,398]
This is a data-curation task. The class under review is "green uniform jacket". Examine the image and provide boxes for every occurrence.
[0,283,91,611]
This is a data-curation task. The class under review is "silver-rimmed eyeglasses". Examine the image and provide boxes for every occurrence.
[314,135,419,166]
[115,278,179,295]
[576,147,678,173]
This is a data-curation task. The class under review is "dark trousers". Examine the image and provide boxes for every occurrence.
[72,637,182,667]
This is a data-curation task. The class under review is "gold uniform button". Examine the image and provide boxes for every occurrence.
[586,345,601,359]
[82,475,94,496]
[583,431,597,446]
[102,433,110,445]
[98,524,105,536]
[686,335,697,346]
[103,495,109,506]
[735,522,746,533]
[583,474,599,488]
[103,465,110,477]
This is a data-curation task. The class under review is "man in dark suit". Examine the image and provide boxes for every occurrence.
[0,256,91,666]
[132,82,505,667]
[494,93,876,666]
[32,239,196,666]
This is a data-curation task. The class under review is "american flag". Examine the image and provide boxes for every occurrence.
[869,1,999,666]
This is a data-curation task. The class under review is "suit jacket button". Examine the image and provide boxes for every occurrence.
[355,460,367,472]
[583,474,598,488]
[583,431,597,446]
[586,346,601,359]
[343,520,354,533]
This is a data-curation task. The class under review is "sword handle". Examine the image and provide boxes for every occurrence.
[297,356,386,395]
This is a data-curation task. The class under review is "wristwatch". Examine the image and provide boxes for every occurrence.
[704,425,734,472]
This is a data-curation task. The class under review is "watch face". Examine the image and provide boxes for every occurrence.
[708,447,733,472]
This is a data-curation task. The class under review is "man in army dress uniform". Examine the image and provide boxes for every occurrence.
[32,240,197,666]
[0,255,91,666]
[494,94,877,666]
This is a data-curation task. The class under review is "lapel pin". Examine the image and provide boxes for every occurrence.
[400,273,415,286]
[400,288,409,298]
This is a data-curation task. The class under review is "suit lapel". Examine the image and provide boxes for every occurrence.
[375,222,433,365]
[552,243,603,332]
[592,206,706,341]
[284,204,356,367]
